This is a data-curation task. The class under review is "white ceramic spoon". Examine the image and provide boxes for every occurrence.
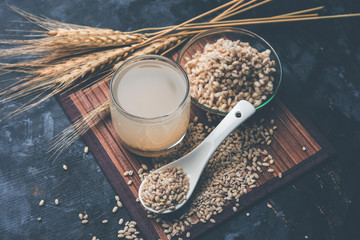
[138,100,256,214]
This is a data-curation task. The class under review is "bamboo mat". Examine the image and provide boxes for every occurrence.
[57,66,334,240]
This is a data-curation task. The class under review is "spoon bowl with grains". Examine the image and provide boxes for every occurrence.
[139,28,282,214]
[139,100,256,214]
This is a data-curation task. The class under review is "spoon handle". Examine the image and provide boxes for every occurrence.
[204,100,256,153]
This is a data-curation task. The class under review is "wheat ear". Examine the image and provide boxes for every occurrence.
[49,100,110,159]
[0,30,145,59]
[0,46,134,117]
[0,6,147,60]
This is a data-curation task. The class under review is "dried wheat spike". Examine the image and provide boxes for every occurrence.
[46,28,147,48]
[0,46,134,117]
[112,36,183,70]
[0,6,147,60]
[50,100,110,158]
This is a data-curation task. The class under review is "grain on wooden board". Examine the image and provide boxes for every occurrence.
[141,163,148,171]
[139,117,277,237]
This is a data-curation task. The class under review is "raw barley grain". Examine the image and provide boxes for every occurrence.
[113,206,119,213]
[141,167,189,212]
[149,118,278,236]
[141,164,148,171]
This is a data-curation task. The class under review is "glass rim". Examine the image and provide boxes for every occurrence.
[176,27,283,116]
[110,54,190,121]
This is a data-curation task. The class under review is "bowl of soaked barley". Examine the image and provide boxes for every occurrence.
[177,27,282,116]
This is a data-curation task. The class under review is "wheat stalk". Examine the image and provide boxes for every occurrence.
[0,46,135,117]
[50,100,110,160]
[0,28,146,54]
[1,7,147,61]
[0,30,145,59]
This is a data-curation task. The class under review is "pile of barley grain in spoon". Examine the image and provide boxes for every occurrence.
[141,167,189,212]
[138,116,277,239]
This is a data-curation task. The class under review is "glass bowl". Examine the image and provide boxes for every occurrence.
[176,27,282,116]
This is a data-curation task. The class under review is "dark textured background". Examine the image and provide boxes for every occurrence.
[0,0,359,239]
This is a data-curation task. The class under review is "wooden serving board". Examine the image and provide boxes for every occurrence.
[57,59,334,239]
